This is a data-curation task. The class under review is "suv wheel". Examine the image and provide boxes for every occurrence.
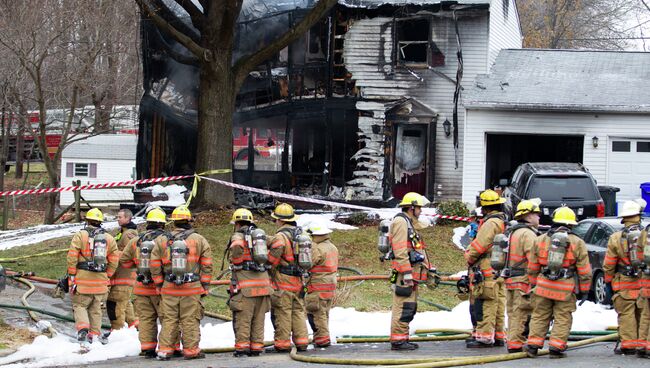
[591,272,607,305]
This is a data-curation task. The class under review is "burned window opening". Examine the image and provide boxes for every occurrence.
[395,17,445,68]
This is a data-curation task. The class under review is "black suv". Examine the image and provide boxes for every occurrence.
[502,162,605,225]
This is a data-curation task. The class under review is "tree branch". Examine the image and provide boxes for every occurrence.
[642,0,650,12]
[177,0,204,31]
[135,0,208,60]
[232,0,337,89]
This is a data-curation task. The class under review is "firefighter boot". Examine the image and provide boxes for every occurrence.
[264,346,290,354]
[549,347,567,359]
[233,350,250,358]
[614,347,637,355]
[391,341,419,351]
[184,352,205,360]
[466,340,494,348]
[494,339,505,347]
[139,350,156,358]
[526,345,538,358]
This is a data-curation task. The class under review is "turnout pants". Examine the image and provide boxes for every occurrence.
[641,298,650,352]
[72,293,105,337]
[270,290,309,350]
[106,286,138,330]
[390,287,418,343]
[306,293,334,346]
[230,294,271,353]
[158,294,203,358]
[474,278,506,344]
[133,295,163,352]
[527,295,577,351]
[506,289,532,350]
[612,294,644,350]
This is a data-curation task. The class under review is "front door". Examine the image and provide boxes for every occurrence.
[392,124,427,199]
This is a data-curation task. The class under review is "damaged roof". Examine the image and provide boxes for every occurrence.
[464,49,650,113]
[338,0,491,8]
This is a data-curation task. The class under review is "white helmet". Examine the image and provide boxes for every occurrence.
[307,221,333,236]
[619,199,646,218]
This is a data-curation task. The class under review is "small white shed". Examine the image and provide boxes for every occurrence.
[60,134,137,206]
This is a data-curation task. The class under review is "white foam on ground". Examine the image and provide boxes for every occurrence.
[0,300,618,367]
[144,184,187,207]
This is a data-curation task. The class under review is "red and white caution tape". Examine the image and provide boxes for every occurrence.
[0,175,194,197]
[198,176,472,222]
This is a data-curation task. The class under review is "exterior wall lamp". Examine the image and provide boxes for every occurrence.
[443,119,451,137]
[592,136,599,148]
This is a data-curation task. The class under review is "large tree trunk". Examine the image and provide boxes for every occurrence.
[193,58,236,208]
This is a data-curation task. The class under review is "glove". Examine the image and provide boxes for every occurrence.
[68,276,76,295]
[426,268,440,289]
[576,292,589,306]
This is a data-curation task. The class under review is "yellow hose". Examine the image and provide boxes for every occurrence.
[289,333,618,367]
[204,310,232,321]
[336,334,470,344]
[0,249,68,262]
[14,277,57,337]
[414,328,472,335]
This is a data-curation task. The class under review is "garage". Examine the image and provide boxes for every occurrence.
[607,138,650,204]
[485,133,583,189]
[461,49,650,206]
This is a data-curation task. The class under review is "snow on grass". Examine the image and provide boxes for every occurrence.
[0,301,618,367]
[296,213,358,231]
[143,184,187,207]
[0,218,144,251]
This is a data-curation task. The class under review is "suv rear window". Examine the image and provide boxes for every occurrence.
[526,176,599,201]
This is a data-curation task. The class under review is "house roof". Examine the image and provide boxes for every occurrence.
[63,134,137,160]
[464,49,650,113]
[338,0,491,8]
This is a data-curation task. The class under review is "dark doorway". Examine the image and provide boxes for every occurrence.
[392,124,428,199]
[485,133,584,188]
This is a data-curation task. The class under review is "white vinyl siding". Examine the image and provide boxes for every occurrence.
[60,158,135,206]
[462,109,650,206]
[487,0,522,67]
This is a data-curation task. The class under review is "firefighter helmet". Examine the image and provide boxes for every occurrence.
[479,189,506,206]
[514,198,541,219]
[86,208,104,222]
[618,200,644,218]
[307,221,333,236]
[146,208,167,223]
[170,206,192,221]
[552,206,577,226]
[398,192,430,207]
[271,203,298,222]
[231,208,254,224]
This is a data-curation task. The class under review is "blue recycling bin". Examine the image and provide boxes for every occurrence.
[641,182,650,214]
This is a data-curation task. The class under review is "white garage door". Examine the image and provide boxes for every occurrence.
[607,138,650,206]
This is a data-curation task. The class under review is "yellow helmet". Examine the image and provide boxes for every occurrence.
[86,208,104,222]
[146,208,167,224]
[398,192,430,207]
[514,198,541,219]
[552,206,577,226]
[170,205,192,221]
[271,203,298,222]
[231,208,254,224]
[479,189,506,206]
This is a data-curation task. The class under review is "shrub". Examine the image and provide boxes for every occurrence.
[435,200,470,225]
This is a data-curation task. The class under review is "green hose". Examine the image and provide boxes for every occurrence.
[0,303,110,330]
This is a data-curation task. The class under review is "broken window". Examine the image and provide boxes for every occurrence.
[396,17,445,68]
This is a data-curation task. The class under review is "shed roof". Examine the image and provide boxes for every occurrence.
[464,49,650,113]
[62,134,137,160]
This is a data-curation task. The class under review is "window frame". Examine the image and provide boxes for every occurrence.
[74,163,89,177]
[394,16,444,69]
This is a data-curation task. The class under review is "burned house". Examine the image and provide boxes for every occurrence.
[138,0,521,202]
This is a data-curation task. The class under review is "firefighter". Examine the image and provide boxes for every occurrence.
[227,208,274,357]
[464,190,507,348]
[66,208,119,347]
[106,209,139,332]
[120,208,176,358]
[389,192,436,350]
[266,203,309,353]
[526,206,592,359]
[306,221,339,348]
[604,199,646,355]
[466,206,482,344]
[151,206,213,360]
[504,199,541,353]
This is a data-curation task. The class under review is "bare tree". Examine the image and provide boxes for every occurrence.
[517,0,641,49]
[0,0,141,223]
[135,0,337,207]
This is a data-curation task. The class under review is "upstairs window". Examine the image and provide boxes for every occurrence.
[396,17,445,68]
